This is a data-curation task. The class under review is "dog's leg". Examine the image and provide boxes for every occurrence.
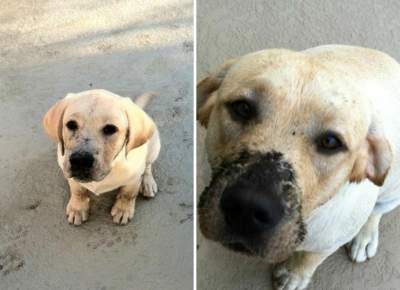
[272,251,329,290]
[141,163,158,198]
[111,181,140,225]
[66,179,90,226]
[348,212,382,263]
[140,131,160,198]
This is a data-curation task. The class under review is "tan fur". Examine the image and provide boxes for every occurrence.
[43,89,160,225]
[350,131,393,186]
[197,58,238,126]
[273,251,329,289]
[43,94,78,154]
[121,97,156,151]
[66,178,90,225]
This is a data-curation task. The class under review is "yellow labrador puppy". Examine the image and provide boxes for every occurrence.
[198,45,400,289]
[43,89,160,225]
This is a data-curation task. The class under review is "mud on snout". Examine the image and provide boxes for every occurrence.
[198,151,306,263]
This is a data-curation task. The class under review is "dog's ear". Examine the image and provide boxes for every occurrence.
[350,120,393,186]
[43,94,75,147]
[122,97,156,151]
[197,58,237,127]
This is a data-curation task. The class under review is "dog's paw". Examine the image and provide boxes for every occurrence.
[66,198,89,226]
[140,173,158,198]
[348,227,379,263]
[111,198,135,225]
[272,264,311,290]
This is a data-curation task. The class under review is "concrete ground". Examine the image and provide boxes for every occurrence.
[0,1,193,290]
[197,1,400,289]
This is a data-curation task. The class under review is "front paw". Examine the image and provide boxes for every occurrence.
[140,173,158,198]
[272,264,311,290]
[111,198,135,225]
[66,198,89,226]
[348,227,379,263]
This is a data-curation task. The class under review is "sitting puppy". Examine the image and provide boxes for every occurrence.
[198,45,400,289]
[43,89,160,225]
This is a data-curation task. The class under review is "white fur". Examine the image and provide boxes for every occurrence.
[298,180,379,253]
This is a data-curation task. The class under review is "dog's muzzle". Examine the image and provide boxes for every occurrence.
[198,151,305,263]
[69,150,95,181]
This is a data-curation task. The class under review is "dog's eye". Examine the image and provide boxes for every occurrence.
[316,132,345,153]
[227,99,257,123]
[102,124,118,135]
[66,120,78,131]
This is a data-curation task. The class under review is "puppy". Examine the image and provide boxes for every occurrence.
[198,45,400,289]
[43,89,160,225]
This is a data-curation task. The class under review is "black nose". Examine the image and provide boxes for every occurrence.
[69,151,94,170]
[220,180,284,236]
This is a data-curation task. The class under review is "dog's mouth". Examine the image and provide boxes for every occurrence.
[223,241,253,255]
[70,170,94,182]
[198,151,306,263]
[69,169,109,183]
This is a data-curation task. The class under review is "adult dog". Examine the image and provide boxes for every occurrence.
[43,89,160,225]
[198,45,400,290]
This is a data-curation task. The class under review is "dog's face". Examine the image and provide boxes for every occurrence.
[43,90,155,183]
[60,95,128,182]
[197,50,392,263]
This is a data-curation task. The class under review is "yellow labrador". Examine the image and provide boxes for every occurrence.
[43,89,160,225]
[198,45,400,289]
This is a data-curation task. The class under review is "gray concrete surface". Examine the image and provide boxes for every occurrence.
[0,1,193,289]
[197,1,400,289]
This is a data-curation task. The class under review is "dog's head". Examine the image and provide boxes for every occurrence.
[197,49,392,263]
[43,89,155,183]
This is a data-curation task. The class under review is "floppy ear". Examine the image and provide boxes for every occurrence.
[197,58,237,127]
[350,121,393,186]
[43,94,75,154]
[122,98,156,151]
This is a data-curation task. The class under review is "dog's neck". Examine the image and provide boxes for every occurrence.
[298,180,379,253]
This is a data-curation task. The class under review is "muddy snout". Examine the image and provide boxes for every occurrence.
[199,152,304,260]
[69,150,95,180]
[220,179,285,237]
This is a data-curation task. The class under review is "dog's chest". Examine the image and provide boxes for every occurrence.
[298,181,380,253]
[81,159,139,195]
[84,149,146,195]
[58,144,147,195]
